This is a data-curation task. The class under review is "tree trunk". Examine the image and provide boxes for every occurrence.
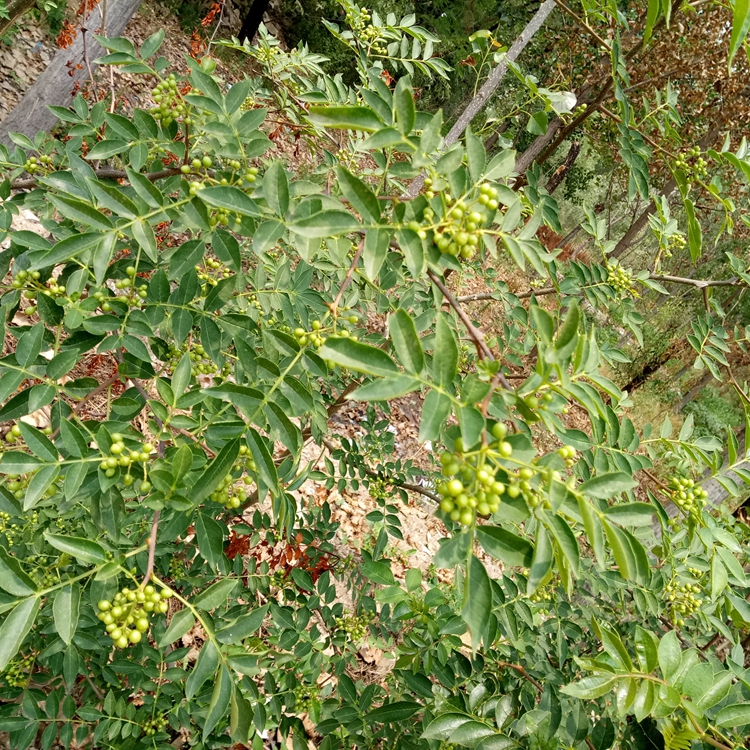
[0,0,37,37]
[406,0,557,198]
[0,0,140,146]
[238,0,272,44]
[545,140,581,193]
[514,0,680,181]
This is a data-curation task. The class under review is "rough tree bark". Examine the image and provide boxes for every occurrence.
[238,0,272,44]
[0,0,37,38]
[544,140,581,193]
[0,0,140,147]
[513,0,680,181]
[406,0,557,198]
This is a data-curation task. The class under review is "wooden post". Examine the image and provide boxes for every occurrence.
[0,0,141,147]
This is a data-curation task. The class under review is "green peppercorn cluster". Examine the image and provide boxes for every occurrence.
[419,180,498,260]
[666,476,708,522]
[22,154,54,175]
[97,584,172,648]
[666,571,704,626]
[0,653,34,688]
[345,7,386,53]
[334,610,373,641]
[169,554,187,580]
[12,268,67,316]
[529,584,554,605]
[606,262,635,297]
[674,146,708,180]
[164,342,230,379]
[141,715,168,737]
[662,232,686,259]
[109,266,149,307]
[150,74,192,127]
[4,421,51,446]
[294,683,321,713]
[210,444,257,508]
[437,423,512,526]
[196,257,232,289]
[557,445,577,467]
[99,433,154,490]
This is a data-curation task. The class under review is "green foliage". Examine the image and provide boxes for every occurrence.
[0,5,749,750]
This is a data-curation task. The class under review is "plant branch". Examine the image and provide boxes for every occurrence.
[10,166,184,191]
[143,510,161,587]
[498,661,543,693]
[330,238,365,316]
[406,0,557,197]
[49,374,121,440]
[550,0,611,50]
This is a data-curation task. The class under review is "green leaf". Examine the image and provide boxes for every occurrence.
[24,465,61,511]
[0,451,43,475]
[288,209,360,238]
[362,561,396,586]
[195,513,225,568]
[602,503,654,526]
[434,312,458,387]
[396,228,424,278]
[561,675,618,699]
[86,140,129,160]
[16,322,44,367]
[545,513,580,576]
[422,713,472,741]
[308,105,384,132]
[715,703,750,727]
[419,390,451,442]
[601,519,636,580]
[367,700,421,724]
[193,439,240,503]
[203,665,233,739]
[216,605,269,644]
[337,167,381,222]
[0,596,40,671]
[729,0,750,69]
[200,186,261,217]
[247,429,278,491]
[580,472,637,499]
[658,630,681,683]
[555,300,580,355]
[465,126,486,184]
[462,555,491,650]
[634,626,658,673]
[320,337,399,377]
[158,608,195,648]
[18,422,58,462]
[185,640,220,699]
[389,309,424,374]
[52,584,80,645]
[263,162,289,216]
[527,525,553,593]
[350,375,421,401]
[711,555,729,599]
[192,578,239,610]
[393,78,416,135]
[43,534,106,564]
[363,228,389,280]
[0,547,37,596]
[475,526,532,567]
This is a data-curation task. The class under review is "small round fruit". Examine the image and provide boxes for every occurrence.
[140,481,152,493]
[129,630,142,644]
[136,618,149,632]
[98,600,111,611]
[459,510,474,526]
[116,636,129,649]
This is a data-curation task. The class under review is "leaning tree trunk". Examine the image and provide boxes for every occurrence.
[545,140,581,193]
[0,0,140,147]
[238,0,272,43]
[0,0,37,37]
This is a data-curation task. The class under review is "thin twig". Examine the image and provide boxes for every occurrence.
[143,510,161,586]
[49,374,121,440]
[330,238,365,316]
[11,166,184,190]
[550,0,611,50]
[650,274,740,288]
[80,24,101,104]
[206,0,226,53]
[498,661,543,693]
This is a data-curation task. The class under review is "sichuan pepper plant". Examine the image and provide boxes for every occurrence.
[0,3,749,750]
